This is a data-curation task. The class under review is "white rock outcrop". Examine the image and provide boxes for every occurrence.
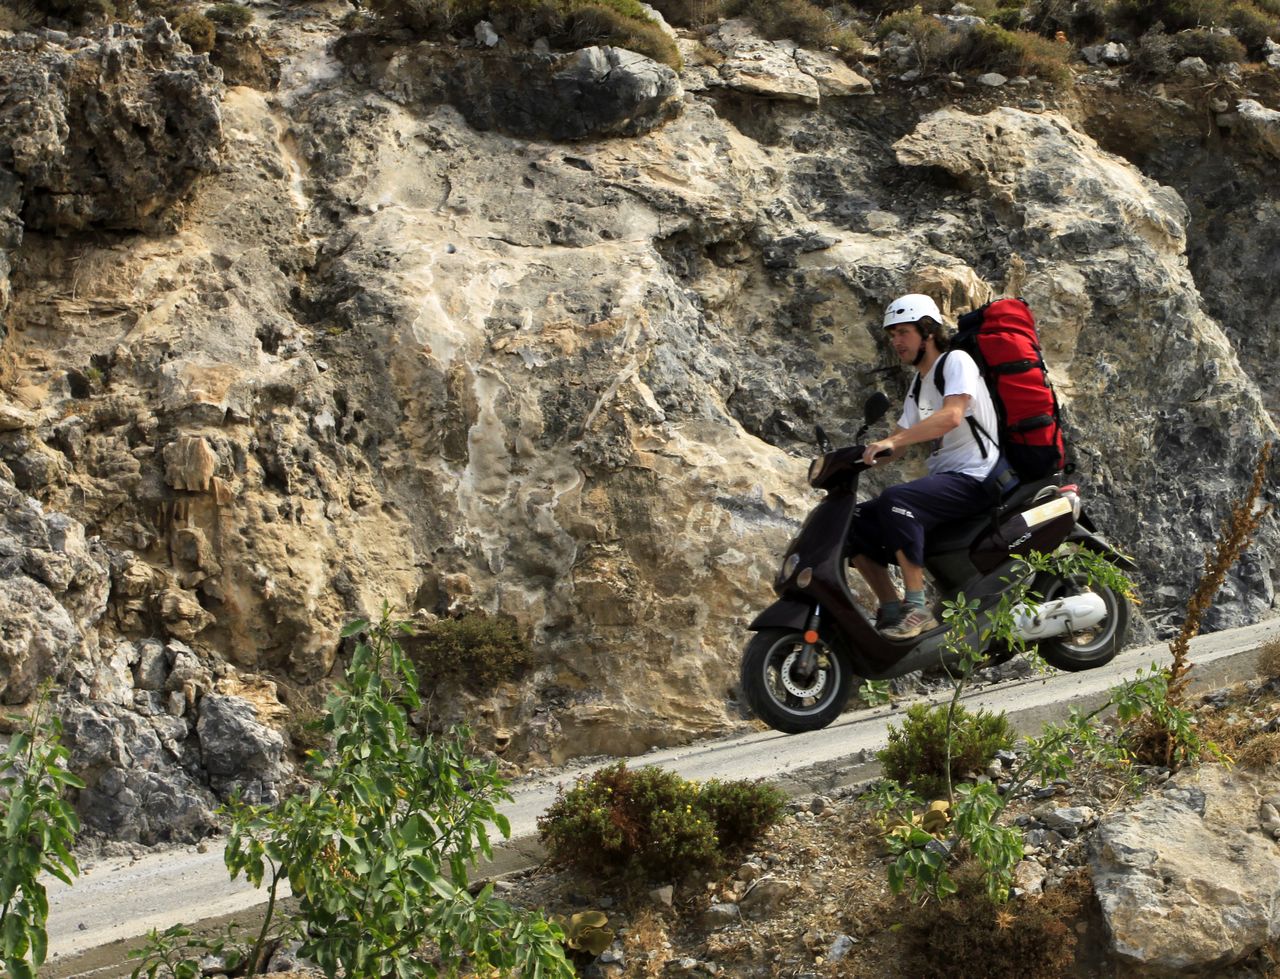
[1092,767,1280,972]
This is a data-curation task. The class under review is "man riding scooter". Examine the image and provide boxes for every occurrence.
[851,294,1008,640]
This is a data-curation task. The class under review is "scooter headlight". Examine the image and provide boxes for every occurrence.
[780,553,801,583]
[807,454,827,486]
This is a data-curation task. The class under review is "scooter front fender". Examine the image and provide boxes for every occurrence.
[748,598,812,633]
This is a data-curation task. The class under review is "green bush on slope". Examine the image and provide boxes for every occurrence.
[369,0,683,68]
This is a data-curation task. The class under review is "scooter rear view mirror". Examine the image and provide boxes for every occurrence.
[864,392,890,426]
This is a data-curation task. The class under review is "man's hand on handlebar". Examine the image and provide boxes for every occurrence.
[862,439,895,466]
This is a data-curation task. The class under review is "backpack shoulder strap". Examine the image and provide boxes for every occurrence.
[938,350,997,458]
[932,350,951,396]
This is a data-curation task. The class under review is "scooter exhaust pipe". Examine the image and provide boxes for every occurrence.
[1011,593,1107,641]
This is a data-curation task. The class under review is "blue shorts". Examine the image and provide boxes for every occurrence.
[849,471,991,568]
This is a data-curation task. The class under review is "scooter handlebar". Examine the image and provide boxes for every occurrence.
[807,444,890,489]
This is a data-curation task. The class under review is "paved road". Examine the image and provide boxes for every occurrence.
[44,618,1280,974]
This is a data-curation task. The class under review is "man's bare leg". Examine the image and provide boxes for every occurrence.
[896,551,925,594]
[879,549,939,638]
[852,554,900,606]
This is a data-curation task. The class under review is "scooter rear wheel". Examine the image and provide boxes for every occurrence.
[1036,574,1130,671]
[739,627,856,734]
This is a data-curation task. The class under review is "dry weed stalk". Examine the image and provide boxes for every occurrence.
[1168,442,1273,702]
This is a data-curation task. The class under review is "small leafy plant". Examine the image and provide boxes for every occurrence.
[219,607,572,977]
[128,923,247,979]
[550,910,614,958]
[0,688,83,979]
[538,763,785,880]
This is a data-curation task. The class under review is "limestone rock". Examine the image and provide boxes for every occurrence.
[1082,42,1130,66]
[1236,99,1280,161]
[704,21,870,103]
[1176,56,1210,77]
[209,24,282,90]
[699,902,740,928]
[340,36,683,141]
[196,694,285,802]
[1092,767,1280,972]
[0,575,80,704]
[160,585,215,640]
[63,699,219,843]
[0,403,34,432]
[794,48,874,98]
[163,435,220,492]
[0,477,108,704]
[0,18,222,317]
[2,2,1279,815]
[0,19,222,234]
[715,42,818,100]
[740,877,798,918]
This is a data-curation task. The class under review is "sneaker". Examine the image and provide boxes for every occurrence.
[875,606,905,630]
[881,606,940,640]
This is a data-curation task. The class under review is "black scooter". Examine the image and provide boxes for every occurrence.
[740,393,1135,734]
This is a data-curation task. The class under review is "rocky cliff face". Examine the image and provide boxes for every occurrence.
[0,1,1277,842]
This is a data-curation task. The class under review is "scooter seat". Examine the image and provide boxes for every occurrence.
[922,475,1062,557]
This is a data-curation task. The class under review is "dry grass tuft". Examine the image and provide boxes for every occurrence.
[1237,732,1280,769]
[621,908,670,979]
[1257,640,1280,681]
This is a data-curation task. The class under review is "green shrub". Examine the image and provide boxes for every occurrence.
[644,0,719,27]
[0,2,40,30]
[721,0,836,48]
[369,0,682,69]
[28,0,128,23]
[173,8,215,51]
[879,702,1013,800]
[876,6,952,72]
[950,22,1073,85]
[1132,25,1178,74]
[857,0,950,15]
[538,763,785,880]
[206,1,252,28]
[1112,0,1233,34]
[698,777,788,850]
[409,611,533,691]
[1228,2,1280,55]
[1024,0,1108,39]
[1173,25,1246,61]
[990,5,1027,29]
[283,703,328,754]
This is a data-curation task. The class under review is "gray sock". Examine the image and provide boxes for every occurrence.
[904,589,926,609]
[879,600,903,619]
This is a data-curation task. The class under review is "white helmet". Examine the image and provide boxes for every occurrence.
[883,294,943,330]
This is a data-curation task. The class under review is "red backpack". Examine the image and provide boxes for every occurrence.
[919,298,1067,482]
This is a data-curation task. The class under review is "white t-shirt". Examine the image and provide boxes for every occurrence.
[897,350,1000,479]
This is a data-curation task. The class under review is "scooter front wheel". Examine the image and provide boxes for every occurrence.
[739,627,856,734]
